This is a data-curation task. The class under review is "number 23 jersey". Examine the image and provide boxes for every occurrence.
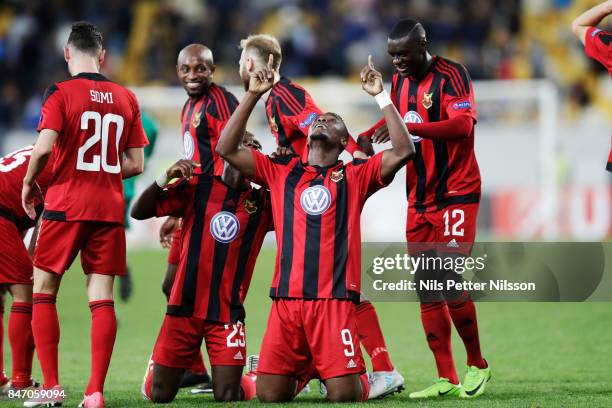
[38,72,149,224]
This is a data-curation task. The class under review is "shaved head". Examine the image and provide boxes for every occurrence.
[177,44,214,66]
[389,19,427,41]
[176,44,215,98]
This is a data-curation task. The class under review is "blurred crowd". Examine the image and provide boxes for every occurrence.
[0,0,609,139]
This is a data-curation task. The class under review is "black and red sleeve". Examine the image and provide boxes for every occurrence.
[438,60,477,122]
[38,84,64,133]
[585,27,612,71]
[206,85,239,137]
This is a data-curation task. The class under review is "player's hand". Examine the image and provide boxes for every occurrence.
[372,124,390,144]
[248,54,276,95]
[159,216,179,249]
[21,181,43,220]
[360,55,384,96]
[166,159,200,180]
[269,146,296,159]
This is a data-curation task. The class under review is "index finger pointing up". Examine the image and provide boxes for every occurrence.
[368,54,374,69]
[268,53,274,69]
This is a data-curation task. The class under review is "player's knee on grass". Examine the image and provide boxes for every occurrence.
[256,374,296,403]
[325,375,363,402]
[150,363,183,403]
[211,365,243,401]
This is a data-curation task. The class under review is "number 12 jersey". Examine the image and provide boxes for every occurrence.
[38,72,149,224]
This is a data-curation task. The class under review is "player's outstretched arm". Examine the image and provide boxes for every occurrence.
[131,159,199,220]
[572,0,612,44]
[123,147,145,179]
[22,129,57,219]
[360,56,415,182]
[216,54,277,177]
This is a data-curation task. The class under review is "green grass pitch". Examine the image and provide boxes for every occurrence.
[2,248,611,407]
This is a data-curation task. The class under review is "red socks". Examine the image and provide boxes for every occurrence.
[85,300,117,395]
[190,350,207,375]
[31,295,118,394]
[142,363,154,400]
[359,372,370,401]
[356,301,393,372]
[447,298,486,369]
[240,373,257,400]
[32,293,60,388]
[420,302,458,384]
[9,302,35,387]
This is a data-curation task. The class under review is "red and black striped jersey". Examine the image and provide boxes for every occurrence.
[251,149,388,302]
[156,173,273,323]
[0,145,54,230]
[585,27,612,73]
[265,76,361,156]
[391,56,481,213]
[181,83,239,176]
[584,27,612,172]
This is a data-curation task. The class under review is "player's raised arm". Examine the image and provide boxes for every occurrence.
[216,54,276,177]
[360,55,415,182]
[131,159,199,220]
[22,129,58,219]
[572,0,612,44]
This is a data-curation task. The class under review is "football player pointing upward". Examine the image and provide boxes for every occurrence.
[217,54,414,403]
[238,33,404,399]
[22,22,148,408]
[360,19,490,399]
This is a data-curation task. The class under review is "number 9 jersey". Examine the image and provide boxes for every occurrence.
[38,72,149,223]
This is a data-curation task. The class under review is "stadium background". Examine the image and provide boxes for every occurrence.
[1,1,612,406]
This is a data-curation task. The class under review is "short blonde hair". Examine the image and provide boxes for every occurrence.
[239,34,282,70]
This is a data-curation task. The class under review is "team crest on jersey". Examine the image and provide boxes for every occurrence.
[300,185,331,216]
[192,111,202,128]
[403,111,423,142]
[270,116,279,133]
[244,199,258,214]
[210,211,240,243]
[183,131,195,159]
[422,92,433,109]
[330,170,344,183]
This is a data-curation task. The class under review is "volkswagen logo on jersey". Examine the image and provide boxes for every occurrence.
[403,111,423,142]
[300,185,332,216]
[183,131,195,159]
[210,211,240,243]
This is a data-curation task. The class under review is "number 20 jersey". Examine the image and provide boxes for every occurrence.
[38,72,149,224]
